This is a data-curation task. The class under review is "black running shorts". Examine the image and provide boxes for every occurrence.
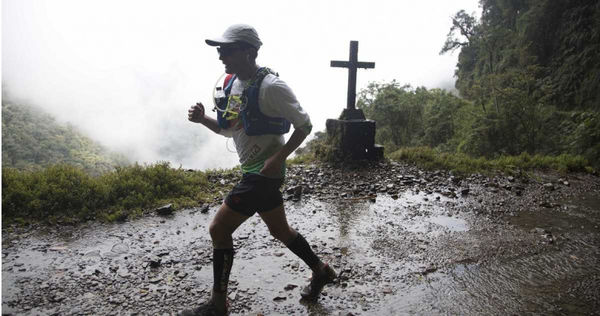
[225,173,284,216]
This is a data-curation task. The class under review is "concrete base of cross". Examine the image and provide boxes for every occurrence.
[325,118,384,161]
[338,108,366,120]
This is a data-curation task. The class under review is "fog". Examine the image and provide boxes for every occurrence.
[2,0,479,170]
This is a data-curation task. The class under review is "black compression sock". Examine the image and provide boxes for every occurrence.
[286,233,321,269]
[213,248,234,293]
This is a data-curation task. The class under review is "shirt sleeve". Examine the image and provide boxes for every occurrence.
[258,75,311,133]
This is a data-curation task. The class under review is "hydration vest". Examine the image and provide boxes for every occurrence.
[214,67,291,136]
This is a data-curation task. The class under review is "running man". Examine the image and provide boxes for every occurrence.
[183,24,336,316]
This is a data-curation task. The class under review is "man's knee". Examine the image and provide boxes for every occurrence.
[209,220,229,241]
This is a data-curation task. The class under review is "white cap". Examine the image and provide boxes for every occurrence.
[205,24,263,48]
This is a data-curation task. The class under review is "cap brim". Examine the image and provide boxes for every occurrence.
[205,37,236,46]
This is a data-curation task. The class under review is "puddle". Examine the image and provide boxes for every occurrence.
[380,235,600,315]
[507,192,600,234]
[429,215,468,232]
[378,191,600,315]
[2,188,599,315]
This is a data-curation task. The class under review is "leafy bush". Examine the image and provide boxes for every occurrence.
[2,162,233,225]
[388,147,591,175]
[570,112,600,168]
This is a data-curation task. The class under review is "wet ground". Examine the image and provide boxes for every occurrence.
[2,161,600,315]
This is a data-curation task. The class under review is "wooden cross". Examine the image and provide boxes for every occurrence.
[331,41,375,110]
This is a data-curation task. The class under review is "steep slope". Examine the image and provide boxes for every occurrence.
[2,99,128,175]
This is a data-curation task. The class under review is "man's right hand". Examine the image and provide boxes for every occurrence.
[188,102,206,123]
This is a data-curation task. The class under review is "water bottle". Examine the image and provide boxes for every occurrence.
[214,87,226,112]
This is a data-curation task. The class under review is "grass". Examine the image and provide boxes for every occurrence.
[2,162,236,226]
[388,146,595,175]
[3,148,594,227]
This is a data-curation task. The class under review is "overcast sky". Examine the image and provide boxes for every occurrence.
[2,0,480,170]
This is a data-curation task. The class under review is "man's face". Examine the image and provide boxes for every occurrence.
[217,43,251,74]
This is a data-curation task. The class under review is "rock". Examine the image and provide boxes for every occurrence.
[49,246,68,252]
[543,183,555,191]
[530,227,546,234]
[155,204,174,216]
[149,277,162,284]
[118,270,131,278]
[200,204,210,214]
[420,267,438,275]
[539,201,554,208]
[293,185,303,198]
[49,292,66,302]
[284,284,298,291]
[109,295,125,304]
[155,249,170,257]
[228,291,237,300]
[85,250,101,257]
[115,212,128,222]
[149,256,162,268]
[111,243,129,254]
[273,294,287,301]
[460,188,470,195]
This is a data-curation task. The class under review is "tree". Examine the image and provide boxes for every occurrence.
[440,10,478,55]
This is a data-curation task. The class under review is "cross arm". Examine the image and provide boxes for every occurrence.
[330,61,376,69]
[331,61,350,68]
[356,62,375,69]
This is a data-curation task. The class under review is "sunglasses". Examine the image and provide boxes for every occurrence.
[217,45,246,57]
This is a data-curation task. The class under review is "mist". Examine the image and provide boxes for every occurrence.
[2,0,479,170]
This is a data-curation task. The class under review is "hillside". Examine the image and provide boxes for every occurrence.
[2,98,128,175]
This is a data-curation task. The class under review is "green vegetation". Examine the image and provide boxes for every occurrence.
[2,162,237,225]
[437,0,599,164]
[296,0,599,174]
[4,0,599,227]
[2,98,129,175]
[388,147,592,176]
[303,0,599,172]
[0,96,238,226]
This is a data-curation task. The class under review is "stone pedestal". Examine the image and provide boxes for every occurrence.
[338,108,366,120]
[326,118,384,160]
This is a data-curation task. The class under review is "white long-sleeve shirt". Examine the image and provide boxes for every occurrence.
[219,73,312,177]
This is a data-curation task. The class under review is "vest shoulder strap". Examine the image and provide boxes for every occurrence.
[223,74,236,95]
[252,67,278,88]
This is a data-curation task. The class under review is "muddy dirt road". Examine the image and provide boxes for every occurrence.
[3,162,600,315]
